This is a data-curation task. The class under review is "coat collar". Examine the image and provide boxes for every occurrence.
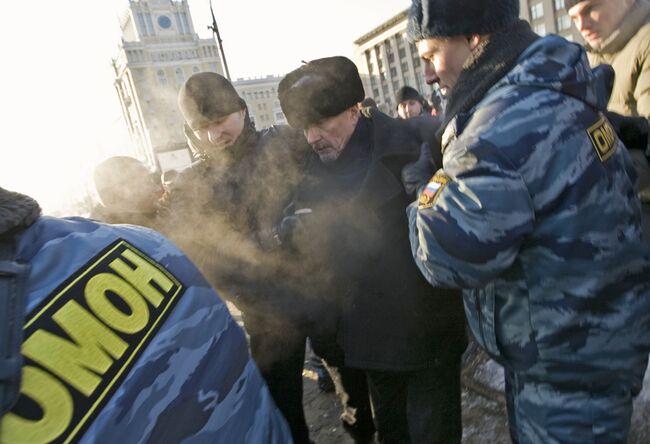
[441,20,539,135]
[587,0,650,55]
[356,109,427,209]
[0,188,41,236]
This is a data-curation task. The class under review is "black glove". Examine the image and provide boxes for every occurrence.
[257,203,312,250]
[605,111,649,153]
[401,142,437,195]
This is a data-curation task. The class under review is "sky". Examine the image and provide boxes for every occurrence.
[1,0,411,214]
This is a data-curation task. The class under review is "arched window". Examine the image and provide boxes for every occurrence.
[175,67,185,86]
[157,69,167,86]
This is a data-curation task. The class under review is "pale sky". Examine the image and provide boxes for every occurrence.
[1,0,411,214]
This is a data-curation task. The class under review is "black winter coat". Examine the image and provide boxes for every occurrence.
[289,109,467,371]
[162,122,314,335]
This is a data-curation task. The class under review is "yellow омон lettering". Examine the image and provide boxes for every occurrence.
[0,366,73,444]
[85,273,149,334]
[22,301,128,397]
[109,249,173,308]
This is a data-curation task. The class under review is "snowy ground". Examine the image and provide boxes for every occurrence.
[227,302,650,443]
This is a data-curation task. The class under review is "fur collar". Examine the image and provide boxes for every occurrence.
[442,20,539,131]
[0,188,41,235]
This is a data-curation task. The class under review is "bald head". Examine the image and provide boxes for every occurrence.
[94,156,163,213]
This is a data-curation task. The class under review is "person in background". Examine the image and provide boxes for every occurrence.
[567,0,650,240]
[406,0,650,442]
[395,85,432,119]
[91,156,164,228]
[278,55,467,444]
[360,97,378,110]
[0,187,292,443]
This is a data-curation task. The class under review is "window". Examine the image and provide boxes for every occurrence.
[530,2,544,20]
[554,0,565,10]
[175,67,185,86]
[556,14,571,31]
[534,23,547,36]
[157,69,167,86]
[390,67,397,78]
[144,13,155,35]
[181,14,190,33]
[136,13,149,36]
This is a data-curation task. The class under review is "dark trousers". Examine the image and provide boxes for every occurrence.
[249,329,310,444]
[311,335,376,443]
[365,352,463,444]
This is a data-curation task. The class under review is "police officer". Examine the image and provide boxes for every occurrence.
[278,56,467,444]
[406,0,650,442]
[0,187,291,443]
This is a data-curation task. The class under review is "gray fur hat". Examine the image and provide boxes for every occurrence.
[278,56,365,129]
[408,0,520,40]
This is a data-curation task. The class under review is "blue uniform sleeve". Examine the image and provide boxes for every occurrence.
[408,138,535,289]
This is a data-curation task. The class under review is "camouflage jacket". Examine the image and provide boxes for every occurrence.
[408,36,650,382]
[0,188,291,443]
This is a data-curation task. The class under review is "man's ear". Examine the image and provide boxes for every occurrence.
[468,34,481,50]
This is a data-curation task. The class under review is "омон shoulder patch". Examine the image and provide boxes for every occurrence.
[587,115,617,162]
[0,239,185,444]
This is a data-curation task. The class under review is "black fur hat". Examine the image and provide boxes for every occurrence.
[408,0,520,40]
[278,56,365,129]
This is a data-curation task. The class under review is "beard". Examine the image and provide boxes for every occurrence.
[314,144,342,164]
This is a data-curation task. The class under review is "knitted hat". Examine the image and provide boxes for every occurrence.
[178,72,245,126]
[278,56,365,129]
[408,0,520,40]
[395,86,425,109]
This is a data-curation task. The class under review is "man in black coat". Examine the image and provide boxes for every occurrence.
[165,72,334,444]
[277,56,467,444]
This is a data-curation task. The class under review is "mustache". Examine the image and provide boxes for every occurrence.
[313,143,333,151]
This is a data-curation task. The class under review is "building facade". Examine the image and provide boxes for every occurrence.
[519,0,582,41]
[112,0,225,172]
[233,76,287,127]
[353,3,582,116]
[353,9,430,116]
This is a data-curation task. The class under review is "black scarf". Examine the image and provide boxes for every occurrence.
[442,20,540,132]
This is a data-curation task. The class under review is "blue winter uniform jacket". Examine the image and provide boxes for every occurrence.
[408,36,650,384]
[0,197,292,443]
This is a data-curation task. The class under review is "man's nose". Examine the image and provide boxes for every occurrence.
[207,125,222,143]
[423,62,439,86]
[304,127,320,145]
